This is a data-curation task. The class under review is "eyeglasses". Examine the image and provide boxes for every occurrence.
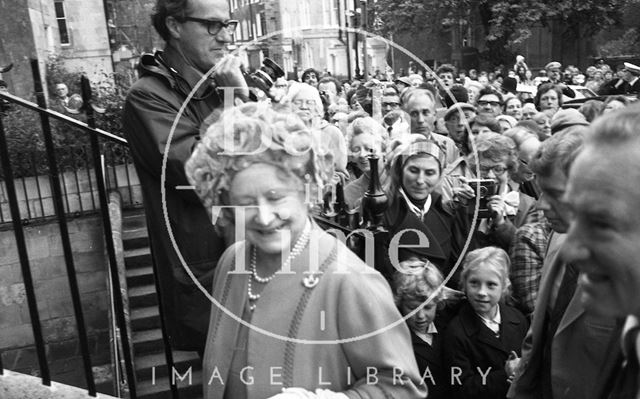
[479,165,507,175]
[478,100,501,107]
[292,99,317,107]
[176,16,238,36]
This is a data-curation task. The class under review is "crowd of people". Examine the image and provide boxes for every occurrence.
[122,0,640,398]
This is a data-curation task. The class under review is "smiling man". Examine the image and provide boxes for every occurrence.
[508,127,618,399]
[122,0,246,353]
[561,105,640,399]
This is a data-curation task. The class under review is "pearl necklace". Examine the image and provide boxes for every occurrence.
[247,220,312,311]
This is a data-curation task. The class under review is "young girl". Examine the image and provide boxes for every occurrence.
[443,247,528,399]
[393,259,451,399]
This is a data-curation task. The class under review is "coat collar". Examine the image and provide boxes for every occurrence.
[458,301,523,354]
[147,44,217,100]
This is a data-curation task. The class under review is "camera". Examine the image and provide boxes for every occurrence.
[243,58,285,101]
[467,179,498,218]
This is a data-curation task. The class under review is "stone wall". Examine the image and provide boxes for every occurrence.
[0,214,116,394]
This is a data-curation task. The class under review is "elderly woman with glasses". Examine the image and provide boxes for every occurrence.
[286,83,348,176]
[186,102,426,399]
[343,117,389,210]
[447,132,542,252]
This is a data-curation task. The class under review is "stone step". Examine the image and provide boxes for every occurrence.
[129,284,158,308]
[135,350,201,381]
[137,369,203,399]
[122,211,147,230]
[131,306,160,331]
[133,328,164,356]
[123,227,149,250]
[126,266,154,287]
[124,247,152,268]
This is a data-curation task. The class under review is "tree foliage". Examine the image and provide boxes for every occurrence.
[374,0,631,64]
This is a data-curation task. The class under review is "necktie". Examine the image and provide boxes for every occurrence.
[548,263,579,337]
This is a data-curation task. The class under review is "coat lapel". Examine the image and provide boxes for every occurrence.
[460,303,511,355]
[555,282,585,335]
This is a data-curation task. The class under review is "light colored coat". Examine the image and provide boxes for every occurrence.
[508,233,617,399]
[203,226,427,399]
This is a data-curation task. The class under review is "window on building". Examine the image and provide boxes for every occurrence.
[54,0,70,45]
[259,12,267,36]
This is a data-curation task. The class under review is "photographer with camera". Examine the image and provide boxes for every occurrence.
[122,0,248,354]
[447,132,542,253]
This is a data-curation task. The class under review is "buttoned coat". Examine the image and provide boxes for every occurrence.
[443,301,528,399]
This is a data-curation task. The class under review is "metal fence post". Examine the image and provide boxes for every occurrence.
[0,106,51,386]
[30,59,97,396]
[81,74,138,398]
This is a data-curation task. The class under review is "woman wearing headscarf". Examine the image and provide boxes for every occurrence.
[375,135,469,287]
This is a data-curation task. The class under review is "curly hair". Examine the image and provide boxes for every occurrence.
[534,83,563,111]
[467,131,517,175]
[346,117,388,153]
[151,0,190,41]
[459,246,512,301]
[436,64,457,77]
[185,102,333,226]
[393,258,446,309]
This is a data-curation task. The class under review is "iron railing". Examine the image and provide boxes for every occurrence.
[0,60,152,398]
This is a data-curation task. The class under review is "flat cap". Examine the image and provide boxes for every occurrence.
[444,102,476,121]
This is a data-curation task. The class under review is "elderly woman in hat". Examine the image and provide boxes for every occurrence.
[186,102,426,399]
[375,135,469,286]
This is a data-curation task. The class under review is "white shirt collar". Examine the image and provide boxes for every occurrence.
[415,322,439,346]
[621,315,640,361]
[477,305,501,335]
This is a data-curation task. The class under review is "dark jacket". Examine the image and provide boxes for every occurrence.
[376,193,469,287]
[443,301,529,399]
[411,318,449,399]
[122,44,227,351]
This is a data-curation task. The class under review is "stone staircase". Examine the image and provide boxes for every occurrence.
[121,210,203,399]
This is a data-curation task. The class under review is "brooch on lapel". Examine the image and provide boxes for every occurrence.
[302,273,321,288]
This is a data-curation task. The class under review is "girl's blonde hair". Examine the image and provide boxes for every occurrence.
[459,246,512,300]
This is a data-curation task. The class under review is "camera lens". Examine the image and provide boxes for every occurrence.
[247,57,285,94]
